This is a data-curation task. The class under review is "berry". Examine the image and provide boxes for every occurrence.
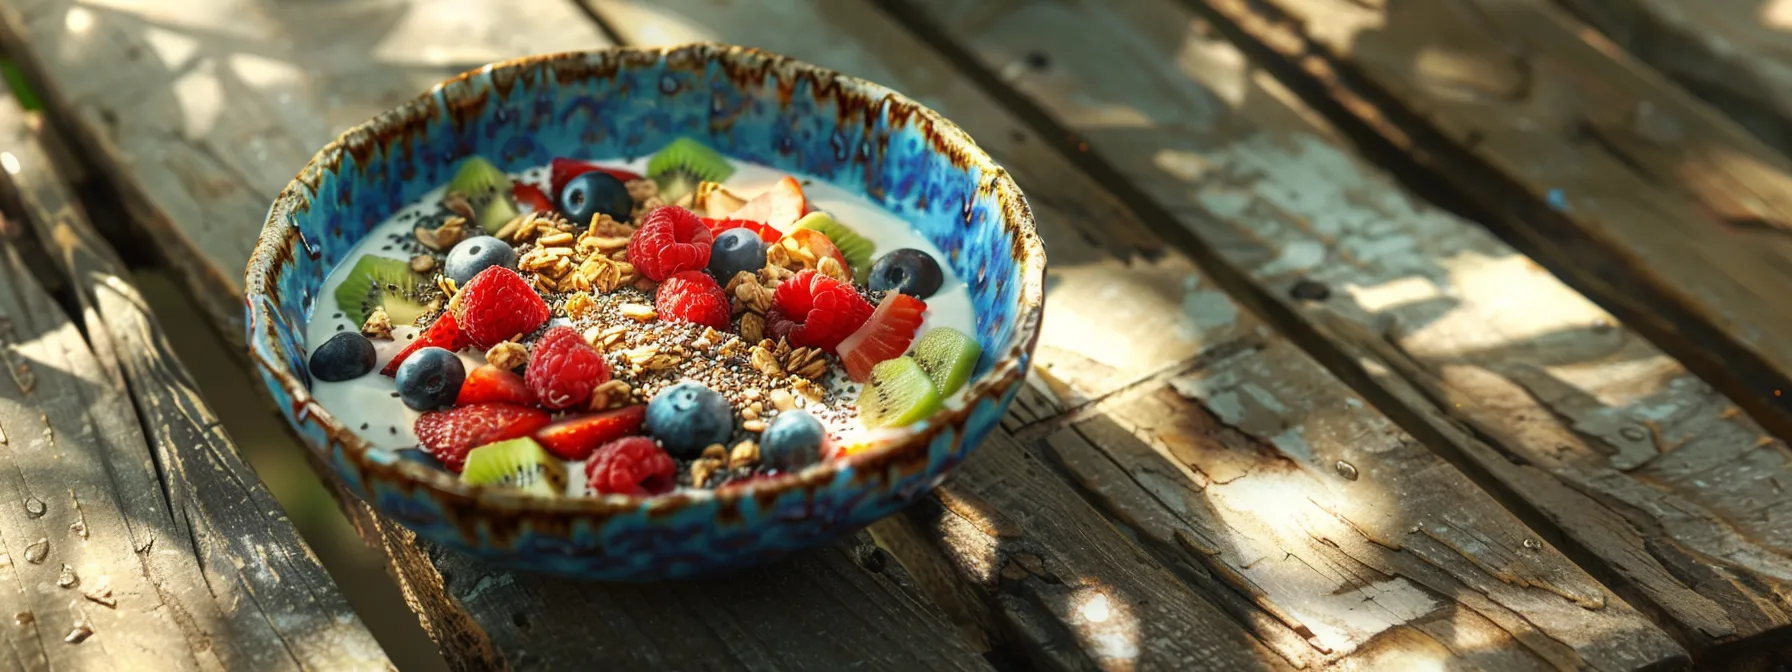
[838,292,928,382]
[550,158,642,198]
[525,326,610,410]
[654,271,731,330]
[868,249,944,299]
[414,403,551,473]
[645,381,733,459]
[559,171,634,225]
[585,437,676,496]
[512,182,553,213]
[700,217,781,243]
[455,364,534,406]
[760,410,826,472]
[627,205,713,281]
[382,312,469,376]
[533,405,648,461]
[396,347,466,411]
[444,235,519,286]
[707,228,768,281]
[450,266,550,350]
[729,176,807,230]
[309,331,376,382]
[765,269,874,353]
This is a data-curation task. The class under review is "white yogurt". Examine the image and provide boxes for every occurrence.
[305,158,977,459]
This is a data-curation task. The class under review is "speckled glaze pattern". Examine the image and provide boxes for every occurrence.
[244,44,1045,580]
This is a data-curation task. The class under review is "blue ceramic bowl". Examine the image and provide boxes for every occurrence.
[244,44,1045,580]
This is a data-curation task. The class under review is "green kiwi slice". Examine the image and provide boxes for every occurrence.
[792,212,876,283]
[477,192,519,234]
[460,437,567,496]
[647,137,735,203]
[857,356,944,429]
[910,327,980,396]
[334,256,430,327]
[447,155,518,233]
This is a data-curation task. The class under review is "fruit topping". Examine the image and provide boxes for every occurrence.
[309,331,376,382]
[869,248,944,299]
[655,270,732,330]
[759,410,825,472]
[513,182,553,214]
[791,212,875,282]
[534,405,648,461]
[706,229,768,284]
[692,181,748,218]
[765,269,874,353]
[838,292,927,382]
[585,437,677,496]
[551,158,644,198]
[647,138,735,203]
[478,194,520,235]
[701,217,781,243]
[455,364,534,406]
[627,205,713,281]
[444,235,519,286]
[395,347,466,411]
[773,229,850,275]
[449,266,551,350]
[415,403,552,473]
[730,176,807,230]
[559,170,635,225]
[645,381,734,459]
[525,325,611,411]
[912,327,981,397]
[857,356,943,429]
[460,437,566,497]
[382,312,469,376]
[335,255,430,327]
[446,156,519,233]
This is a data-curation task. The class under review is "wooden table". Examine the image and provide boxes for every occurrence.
[0,0,1785,669]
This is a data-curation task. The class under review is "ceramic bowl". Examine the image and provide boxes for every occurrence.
[244,44,1045,580]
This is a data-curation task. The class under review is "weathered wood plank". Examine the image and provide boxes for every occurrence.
[889,0,1792,659]
[1173,0,1792,448]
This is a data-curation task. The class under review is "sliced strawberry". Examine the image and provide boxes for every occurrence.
[700,217,782,243]
[533,405,648,461]
[550,158,643,199]
[414,403,552,473]
[729,176,807,230]
[839,292,928,381]
[382,313,469,377]
[512,182,553,213]
[455,365,534,406]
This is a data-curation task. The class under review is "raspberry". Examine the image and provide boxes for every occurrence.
[525,326,610,410]
[381,312,469,377]
[414,403,552,473]
[585,437,676,496]
[627,205,713,281]
[451,266,550,350]
[765,269,874,353]
[654,271,731,330]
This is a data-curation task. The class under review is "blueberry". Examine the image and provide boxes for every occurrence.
[760,410,825,472]
[707,228,768,281]
[395,448,447,471]
[559,171,633,225]
[395,347,465,411]
[308,331,376,382]
[645,381,733,459]
[868,248,944,299]
[444,236,518,286]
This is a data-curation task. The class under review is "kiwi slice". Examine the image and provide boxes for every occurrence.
[477,192,519,234]
[792,212,876,283]
[647,137,735,203]
[447,155,518,233]
[460,437,567,496]
[857,356,944,429]
[911,327,981,396]
[334,256,430,327]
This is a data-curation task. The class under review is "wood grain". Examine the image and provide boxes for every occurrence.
[885,0,1792,659]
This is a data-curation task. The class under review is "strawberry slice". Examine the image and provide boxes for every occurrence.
[513,182,553,214]
[382,313,469,377]
[700,217,782,243]
[414,403,552,473]
[550,158,643,199]
[729,176,807,230]
[839,292,928,382]
[533,405,648,461]
[455,364,534,406]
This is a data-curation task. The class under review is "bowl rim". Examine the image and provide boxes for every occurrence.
[244,43,1046,519]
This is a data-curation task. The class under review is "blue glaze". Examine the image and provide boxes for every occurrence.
[244,46,1045,580]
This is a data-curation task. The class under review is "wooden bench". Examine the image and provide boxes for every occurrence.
[0,0,1785,669]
